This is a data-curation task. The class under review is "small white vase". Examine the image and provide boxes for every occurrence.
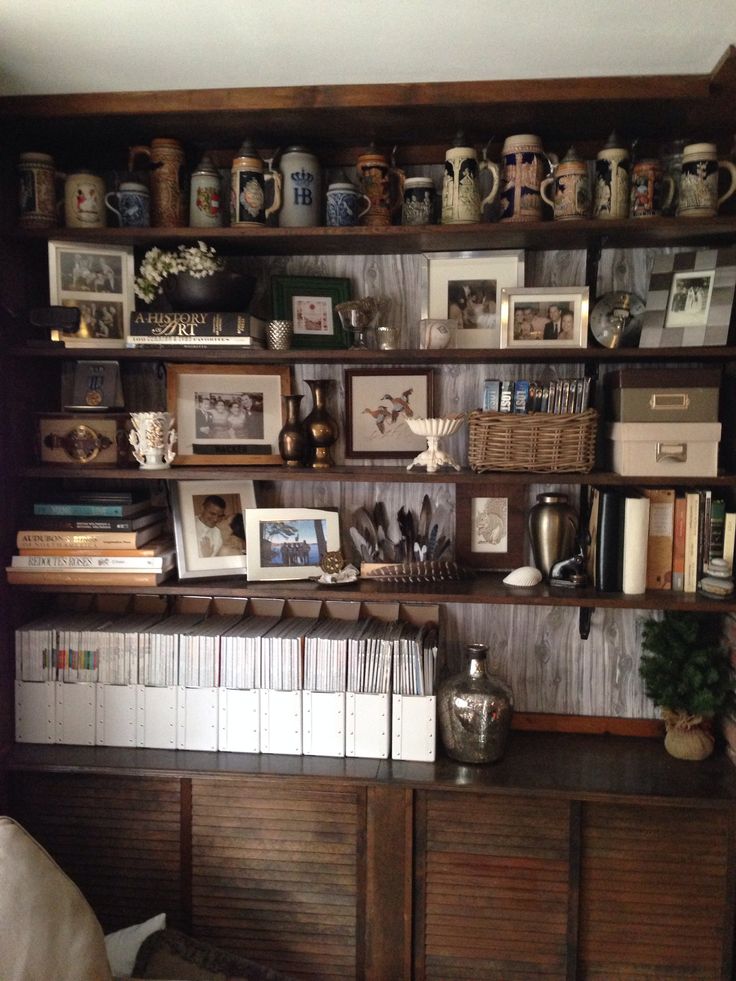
[128,412,177,469]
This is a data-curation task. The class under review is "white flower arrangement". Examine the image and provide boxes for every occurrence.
[134,240,225,303]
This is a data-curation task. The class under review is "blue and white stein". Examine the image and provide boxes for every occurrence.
[325,181,370,227]
[278,146,321,227]
[104,181,150,228]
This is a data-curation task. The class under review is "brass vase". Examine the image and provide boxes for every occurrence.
[303,378,338,469]
[278,394,308,467]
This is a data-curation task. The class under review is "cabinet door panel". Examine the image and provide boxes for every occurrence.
[191,778,364,980]
[9,772,183,931]
[416,791,572,980]
[579,802,734,980]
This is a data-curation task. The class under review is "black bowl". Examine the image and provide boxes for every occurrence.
[164,271,257,312]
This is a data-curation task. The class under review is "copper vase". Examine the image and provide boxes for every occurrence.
[303,379,338,469]
[278,394,308,467]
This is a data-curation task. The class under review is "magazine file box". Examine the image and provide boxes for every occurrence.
[137,685,177,749]
[303,691,345,757]
[96,684,137,747]
[178,686,218,751]
[56,682,96,746]
[15,681,55,743]
[260,689,302,755]
[219,688,260,753]
[391,694,436,762]
[346,692,390,759]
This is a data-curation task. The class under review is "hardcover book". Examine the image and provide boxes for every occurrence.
[127,311,265,346]
[23,508,166,532]
[6,568,172,586]
[643,488,675,590]
[16,522,164,551]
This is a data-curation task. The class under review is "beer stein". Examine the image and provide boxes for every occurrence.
[278,146,321,227]
[677,142,736,218]
[540,146,590,220]
[356,148,404,227]
[593,132,630,220]
[441,136,499,224]
[105,180,150,228]
[230,139,282,227]
[128,137,186,227]
[630,158,675,218]
[18,152,60,229]
[326,182,371,227]
[402,177,436,225]
[498,134,557,222]
[64,170,106,228]
[189,154,222,228]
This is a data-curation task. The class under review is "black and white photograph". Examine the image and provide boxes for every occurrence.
[172,479,256,579]
[62,298,124,341]
[194,391,264,440]
[665,271,715,328]
[500,286,589,349]
[245,507,340,580]
[59,250,124,294]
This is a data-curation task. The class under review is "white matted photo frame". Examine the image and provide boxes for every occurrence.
[172,479,256,579]
[48,240,134,348]
[167,363,291,465]
[245,507,340,581]
[345,368,433,459]
[500,286,589,349]
[455,482,526,571]
[271,274,351,349]
[421,250,525,349]
[639,248,736,347]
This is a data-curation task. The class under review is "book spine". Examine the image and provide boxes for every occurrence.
[482,379,501,411]
[622,496,650,594]
[24,513,163,531]
[12,554,169,570]
[671,494,687,591]
[698,489,712,579]
[6,569,169,586]
[643,488,675,590]
[128,312,264,336]
[126,335,264,346]
[16,530,157,549]
[595,490,624,592]
[709,498,726,562]
[33,504,129,517]
[724,512,736,573]
[684,491,701,593]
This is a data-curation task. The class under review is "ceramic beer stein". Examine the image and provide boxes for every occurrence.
[629,158,675,218]
[539,146,590,220]
[128,138,186,227]
[278,146,321,227]
[64,170,106,228]
[189,154,222,228]
[230,139,282,227]
[18,152,60,229]
[105,181,150,227]
[498,134,556,222]
[441,137,499,224]
[593,132,630,219]
[325,181,371,226]
[677,142,736,217]
[356,148,404,227]
[402,177,436,225]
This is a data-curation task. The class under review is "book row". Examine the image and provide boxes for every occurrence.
[483,376,592,414]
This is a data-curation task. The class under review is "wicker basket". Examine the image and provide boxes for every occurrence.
[467,409,598,473]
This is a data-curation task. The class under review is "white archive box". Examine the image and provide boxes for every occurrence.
[607,421,721,477]
[178,686,218,751]
[260,689,302,755]
[303,691,345,757]
[136,685,177,749]
[56,682,96,745]
[346,692,390,759]
[392,694,436,762]
[96,684,137,747]
[218,688,260,753]
[15,681,55,743]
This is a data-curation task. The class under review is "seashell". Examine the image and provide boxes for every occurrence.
[503,565,542,587]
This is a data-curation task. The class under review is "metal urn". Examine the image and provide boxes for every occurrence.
[437,644,514,764]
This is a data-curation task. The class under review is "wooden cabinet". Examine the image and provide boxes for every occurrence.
[2,52,736,979]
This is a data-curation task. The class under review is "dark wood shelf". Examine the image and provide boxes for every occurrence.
[10,215,736,256]
[7,731,736,804]
[7,570,736,612]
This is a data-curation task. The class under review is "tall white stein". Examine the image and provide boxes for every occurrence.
[189,153,222,228]
[278,146,321,227]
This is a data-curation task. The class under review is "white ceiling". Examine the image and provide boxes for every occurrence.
[1,0,735,96]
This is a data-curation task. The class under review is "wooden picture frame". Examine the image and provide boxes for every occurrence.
[455,482,526,571]
[271,274,351,349]
[244,507,341,581]
[171,479,256,579]
[48,240,135,348]
[166,363,291,465]
[345,368,433,459]
[421,249,525,349]
[639,247,736,347]
[500,286,589,349]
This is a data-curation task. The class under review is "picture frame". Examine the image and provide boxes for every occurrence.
[421,250,525,349]
[271,274,351,349]
[455,482,526,572]
[500,286,589,349]
[166,363,291,465]
[639,248,736,347]
[345,368,433,459]
[48,240,135,348]
[245,507,340,581]
[171,479,256,579]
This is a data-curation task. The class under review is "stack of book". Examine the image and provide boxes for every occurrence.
[7,491,175,587]
[483,377,592,413]
[588,487,735,594]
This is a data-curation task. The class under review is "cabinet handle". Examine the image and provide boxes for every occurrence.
[656,441,687,463]
[649,393,689,410]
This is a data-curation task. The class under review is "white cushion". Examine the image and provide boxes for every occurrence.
[105,912,166,976]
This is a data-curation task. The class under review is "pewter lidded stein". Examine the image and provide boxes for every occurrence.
[438,644,513,764]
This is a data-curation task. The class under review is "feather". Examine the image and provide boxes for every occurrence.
[349,527,376,562]
[426,523,439,560]
[361,560,470,583]
[417,494,432,546]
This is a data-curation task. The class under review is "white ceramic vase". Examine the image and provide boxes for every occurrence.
[128,412,177,469]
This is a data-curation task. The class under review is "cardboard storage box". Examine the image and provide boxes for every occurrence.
[607,421,721,476]
[607,368,721,423]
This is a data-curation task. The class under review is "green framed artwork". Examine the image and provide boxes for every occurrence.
[271,274,351,349]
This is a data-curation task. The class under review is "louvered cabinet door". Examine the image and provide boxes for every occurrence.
[9,772,183,931]
[416,791,573,980]
[191,777,364,981]
[578,802,735,980]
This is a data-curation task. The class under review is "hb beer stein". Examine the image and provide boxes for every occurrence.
[499,134,557,222]
[442,139,498,223]
[278,146,321,227]
[128,137,186,227]
[230,139,282,227]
